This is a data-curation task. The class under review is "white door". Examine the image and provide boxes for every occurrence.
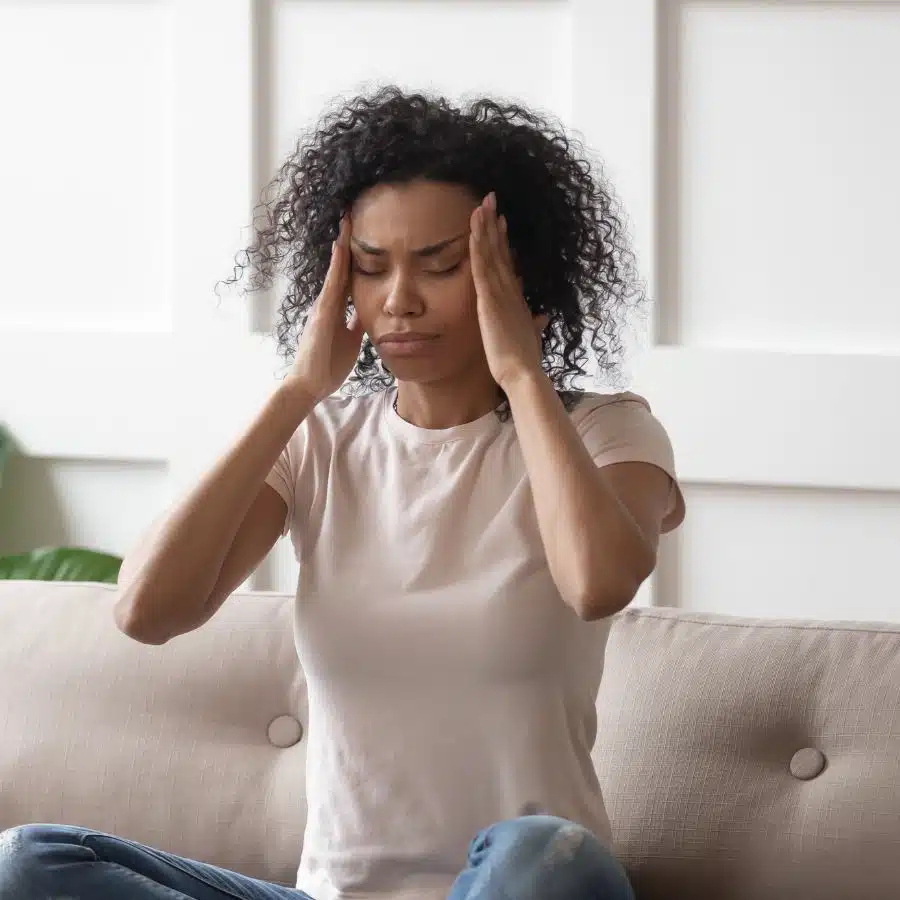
[2,0,897,621]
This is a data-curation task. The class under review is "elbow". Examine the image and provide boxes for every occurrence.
[569,546,658,622]
[113,590,174,645]
[571,583,638,622]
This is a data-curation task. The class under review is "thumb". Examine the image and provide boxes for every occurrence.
[322,247,348,309]
[319,217,351,315]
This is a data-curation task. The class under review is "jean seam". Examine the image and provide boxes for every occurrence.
[78,831,289,900]
[89,861,191,900]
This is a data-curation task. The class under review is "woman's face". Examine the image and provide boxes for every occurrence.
[348,180,487,384]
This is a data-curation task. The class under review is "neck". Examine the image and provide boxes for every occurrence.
[394,370,500,429]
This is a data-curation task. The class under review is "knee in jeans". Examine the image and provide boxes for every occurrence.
[495,816,633,899]
[0,825,42,891]
[0,824,78,895]
[510,815,600,861]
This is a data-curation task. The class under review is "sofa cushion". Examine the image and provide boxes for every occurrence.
[594,607,900,899]
[0,580,308,885]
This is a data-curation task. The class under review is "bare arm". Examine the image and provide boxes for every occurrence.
[506,372,672,620]
[468,195,676,620]
[116,218,363,644]
[114,381,315,644]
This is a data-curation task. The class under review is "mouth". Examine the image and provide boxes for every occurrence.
[376,333,440,356]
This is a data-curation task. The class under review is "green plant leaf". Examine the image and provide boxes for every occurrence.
[0,547,122,583]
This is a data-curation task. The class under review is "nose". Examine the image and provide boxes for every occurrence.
[382,270,423,317]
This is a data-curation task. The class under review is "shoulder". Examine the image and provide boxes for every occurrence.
[566,388,671,454]
[567,390,684,531]
[567,390,654,430]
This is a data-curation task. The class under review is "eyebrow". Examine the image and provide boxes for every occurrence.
[350,232,468,258]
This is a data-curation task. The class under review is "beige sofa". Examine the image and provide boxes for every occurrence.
[1,579,898,898]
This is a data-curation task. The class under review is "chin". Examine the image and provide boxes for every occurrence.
[383,359,449,384]
[377,344,485,386]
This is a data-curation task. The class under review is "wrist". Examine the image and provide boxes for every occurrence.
[275,378,319,418]
[499,364,550,402]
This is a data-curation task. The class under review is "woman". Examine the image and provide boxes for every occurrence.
[0,88,684,899]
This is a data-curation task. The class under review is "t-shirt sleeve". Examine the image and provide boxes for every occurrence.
[264,424,309,538]
[576,393,685,533]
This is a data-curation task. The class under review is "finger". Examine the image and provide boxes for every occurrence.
[498,215,514,272]
[337,214,351,248]
[474,199,501,274]
[481,194,503,260]
[470,207,503,298]
[469,207,488,283]
[320,218,351,310]
[477,252,511,312]
[481,195,517,289]
[496,216,519,296]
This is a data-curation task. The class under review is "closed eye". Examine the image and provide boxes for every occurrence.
[351,263,384,277]
[353,261,462,277]
[427,261,462,277]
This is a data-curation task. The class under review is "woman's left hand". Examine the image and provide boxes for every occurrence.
[470,193,548,391]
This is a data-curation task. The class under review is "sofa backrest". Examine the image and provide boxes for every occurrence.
[1,580,898,898]
[0,581,307,885]
[595,606,900,898]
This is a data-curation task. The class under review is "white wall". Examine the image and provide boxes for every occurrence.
[1,0,898,621]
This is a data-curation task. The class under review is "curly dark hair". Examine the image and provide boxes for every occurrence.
[220,86,646,402]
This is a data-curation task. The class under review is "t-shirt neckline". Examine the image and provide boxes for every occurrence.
[382,388,502,445]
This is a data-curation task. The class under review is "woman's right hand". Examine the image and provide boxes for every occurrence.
[286,216,364,405]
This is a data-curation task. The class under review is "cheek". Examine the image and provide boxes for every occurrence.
[348,276,380,326]
[428,272,478,329]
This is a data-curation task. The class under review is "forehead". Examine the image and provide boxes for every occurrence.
[350,180,478,248]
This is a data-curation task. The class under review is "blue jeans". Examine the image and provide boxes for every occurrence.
[0,815,634,899]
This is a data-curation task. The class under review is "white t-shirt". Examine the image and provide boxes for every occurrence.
[265,387,684,900]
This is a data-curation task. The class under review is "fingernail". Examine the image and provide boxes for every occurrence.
[485,192,496,210]
[331,240,337,254]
